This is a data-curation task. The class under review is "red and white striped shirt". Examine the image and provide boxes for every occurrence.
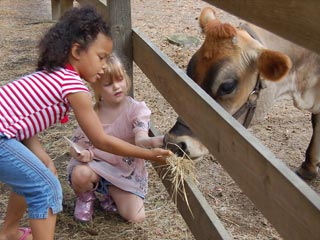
[0,66,89,141]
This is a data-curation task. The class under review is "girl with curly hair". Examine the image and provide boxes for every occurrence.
[0,6,171,240]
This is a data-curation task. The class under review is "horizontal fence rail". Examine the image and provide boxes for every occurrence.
[51,1,320,239]
[150,126,231,240]
[132,28,320,240]
[203,0,320,55]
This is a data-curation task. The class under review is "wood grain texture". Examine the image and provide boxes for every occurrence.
[133,28,320,240]
[203,0,320,55]
[50,0,73,20]
[150,126,231,240]
[106,0,133,95]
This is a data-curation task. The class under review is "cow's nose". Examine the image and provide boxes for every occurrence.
[173,142,188,157]
[164,138,188,157]
[178,141,187,153]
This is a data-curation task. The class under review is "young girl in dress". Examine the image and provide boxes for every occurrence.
[67,54,164,223]
[0,6,171,240]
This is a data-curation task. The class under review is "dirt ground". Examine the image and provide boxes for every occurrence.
[1,0,319,239]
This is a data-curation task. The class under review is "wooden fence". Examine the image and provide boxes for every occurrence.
[51,1,320,239]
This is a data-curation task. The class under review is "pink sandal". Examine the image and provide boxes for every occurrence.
[18,227,32,240]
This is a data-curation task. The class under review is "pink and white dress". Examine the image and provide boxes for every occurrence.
[67,97,151,198]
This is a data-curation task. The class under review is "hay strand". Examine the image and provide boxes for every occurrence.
[160,142,199,217]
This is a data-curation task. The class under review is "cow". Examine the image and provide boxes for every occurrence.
[164,7,320,180]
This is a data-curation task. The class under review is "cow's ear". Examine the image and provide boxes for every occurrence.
[199,7,217,31]
[257,49,292,81]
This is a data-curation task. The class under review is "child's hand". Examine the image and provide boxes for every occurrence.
[71,148,94,163]
[150,148,173,164]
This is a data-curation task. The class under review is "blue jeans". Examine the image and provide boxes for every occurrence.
[0,136,63,219]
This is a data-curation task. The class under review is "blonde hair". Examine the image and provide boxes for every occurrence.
[92,53,131,110]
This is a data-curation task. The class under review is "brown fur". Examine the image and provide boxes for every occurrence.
[165,7,320,180]
[205,22,236,40]
[199,6,216,30]
[258,50,292,81]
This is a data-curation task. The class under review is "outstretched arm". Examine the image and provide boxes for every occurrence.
[135,131,164,149]
[67,92,172,163]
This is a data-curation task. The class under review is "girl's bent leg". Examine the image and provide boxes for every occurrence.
[71,165,100,193]
[109,186,145,223]
[70,165,100,222]
[0,138,62,240]
[0,192,30,240]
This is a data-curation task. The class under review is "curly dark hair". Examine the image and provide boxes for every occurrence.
[37,6,111,71]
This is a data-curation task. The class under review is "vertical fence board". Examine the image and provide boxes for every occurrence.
[49,1,320,239]
[149,126,231,240]
[106,0,133,95]
[132,28,320,240]
[51,0,73,20]
[76,0,108,20]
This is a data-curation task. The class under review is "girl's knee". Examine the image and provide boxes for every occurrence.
[128,214,145,223]
[120,208,145,223]
[72,165,96,181]
[71,165,98,192]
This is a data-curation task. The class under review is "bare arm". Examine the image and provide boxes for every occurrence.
[135,131,164,148]
[22,135,57,176]
[67,92,172,163]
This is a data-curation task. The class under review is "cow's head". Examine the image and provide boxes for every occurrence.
[164,7,292,158]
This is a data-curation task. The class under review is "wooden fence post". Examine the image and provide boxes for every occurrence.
[51,0,73,20]
[106,0,133,96]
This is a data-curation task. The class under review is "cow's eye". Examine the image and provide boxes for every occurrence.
[217,79,237,96]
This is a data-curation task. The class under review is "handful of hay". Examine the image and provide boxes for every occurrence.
[160,143,198,216]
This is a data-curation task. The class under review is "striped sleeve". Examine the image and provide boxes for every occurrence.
[54,69,90,101]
